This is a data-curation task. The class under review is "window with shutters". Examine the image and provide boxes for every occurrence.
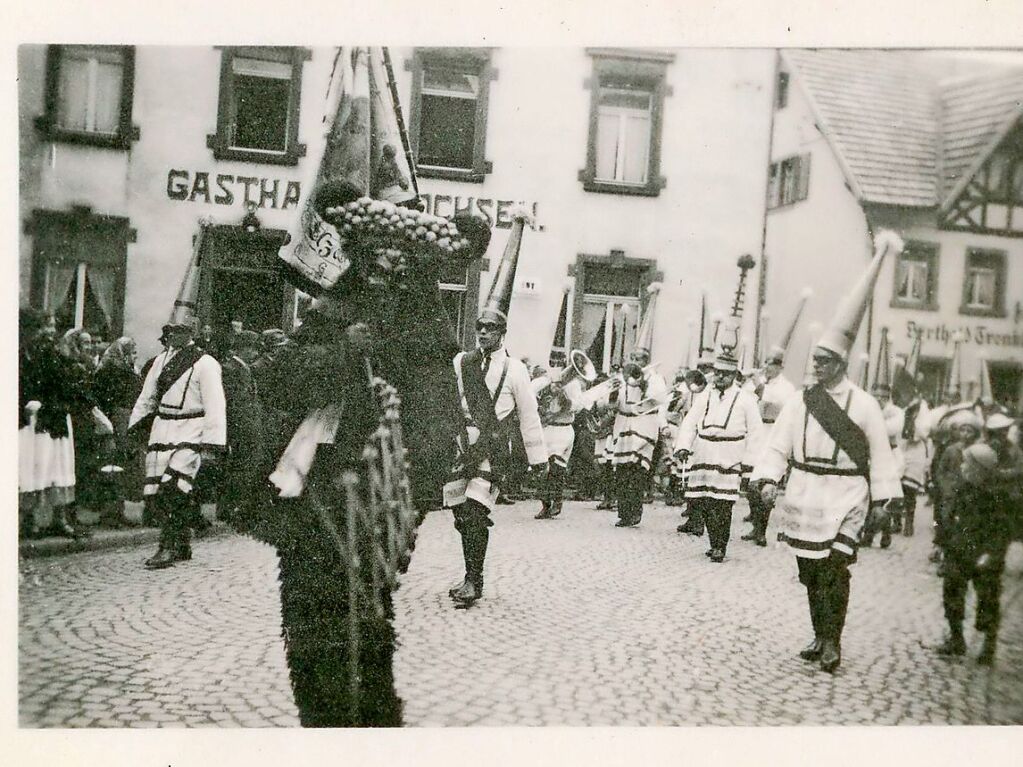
[408,48,495,183]
[960,248,1007,317]
[207,46,309,166]
[570,253,660,373]
[767,154,810,208]
[579,49,673,198]
[437,258,485,350]
[35,45,139,149]
[891,241,939,310]
[29,208,133,339]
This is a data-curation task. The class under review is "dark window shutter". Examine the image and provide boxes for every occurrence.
[796,154,811,201]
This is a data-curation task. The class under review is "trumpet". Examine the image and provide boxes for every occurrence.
[577,362,660,409]
[531,349,599,396]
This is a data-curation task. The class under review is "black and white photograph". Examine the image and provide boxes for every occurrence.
[8,1,1023,764]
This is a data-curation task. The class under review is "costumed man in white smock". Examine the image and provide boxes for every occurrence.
[535,353,588,520]
[675,347,763,562]
[892,334,930,538]
[740,289,807,546]
[129,238,227,570]
[610,284,668,528]
[444,210,547,608]
[751,232,904,673]
[674,350,714,534]
[861,327,905,549]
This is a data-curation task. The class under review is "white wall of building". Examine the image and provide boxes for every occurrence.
[20,46,777,367]
[762,63,873,383]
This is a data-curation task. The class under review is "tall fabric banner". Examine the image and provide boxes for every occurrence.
[280,47,414,294]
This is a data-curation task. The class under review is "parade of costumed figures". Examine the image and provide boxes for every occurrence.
[227,47,494,727]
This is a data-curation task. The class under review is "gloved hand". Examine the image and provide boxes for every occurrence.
[759,481,778,507]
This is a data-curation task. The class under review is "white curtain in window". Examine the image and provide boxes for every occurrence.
[595,111,620,182]
[44,262,78,315]
[93,60,123,134]
[622,113,650,184]
[85,267,117,332]
[57,57,90,131]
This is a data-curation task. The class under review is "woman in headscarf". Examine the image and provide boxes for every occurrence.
[92,336,143,526]
[57,327,112,525]
[19,310,93,538]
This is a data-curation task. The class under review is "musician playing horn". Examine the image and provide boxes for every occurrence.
[535,362,586,519]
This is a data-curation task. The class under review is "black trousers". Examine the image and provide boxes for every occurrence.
[150,486,195,553]
[748,491,771,537]
[451,499,493,591]
[943,550,1005,635]
[541,460,567,510]
[797,554,852,644]
[900,485,918,535]
[691,497,734,552]
[615,463,649,524]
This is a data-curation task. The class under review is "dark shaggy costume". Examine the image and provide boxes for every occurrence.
[235,239,477,726]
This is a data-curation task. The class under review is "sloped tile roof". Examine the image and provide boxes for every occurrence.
[784,49,1023,209]
[941,68,1023,204]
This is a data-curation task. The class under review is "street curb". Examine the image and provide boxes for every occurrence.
[18,522,234,560]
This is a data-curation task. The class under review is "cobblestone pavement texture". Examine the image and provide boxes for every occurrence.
[19,498,1023,727]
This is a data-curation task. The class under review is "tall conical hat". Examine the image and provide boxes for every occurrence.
[871,327,892,393]
[855,351,871,390]
[817,231,904,360]
[803,321,823,386]
[978,355,995,406]
[166,219,212,330]
[547,281,572,365]
[766,287,812,364]
[683,318,695,368]
[945,331,964,402]
[904,331,922,379]
[635,282,663,354]
[478,207,532,326]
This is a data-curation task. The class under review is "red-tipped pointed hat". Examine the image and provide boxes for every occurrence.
[945,331,964,402]
[978,355,995,406]
[478,207,532,326]
[166,219,213,331]
[817,231,904,360]
[871,327,893,394]
[635,281,663,354]
[766,286,812,364]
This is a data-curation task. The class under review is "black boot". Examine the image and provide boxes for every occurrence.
[819,637,841,673]
[453,523,488,609]
[935,624,966,657]
[977,631,997,667]
[448,508,472,597]
[800,587,824,660]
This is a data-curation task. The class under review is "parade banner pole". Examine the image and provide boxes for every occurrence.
[382,47,419,197]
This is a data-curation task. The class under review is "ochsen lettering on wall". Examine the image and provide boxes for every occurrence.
[418,194,541,230]
[167,169,302,210]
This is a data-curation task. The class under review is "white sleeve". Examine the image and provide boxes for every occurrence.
[751,391,799,484]
[674,391,702,454]
[511,363,548,465]
[863,395,903,502]
[740,391,765,469]
[128,354,164,429]
[198,357,228,447]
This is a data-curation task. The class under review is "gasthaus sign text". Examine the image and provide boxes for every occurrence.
[167,169,303,210]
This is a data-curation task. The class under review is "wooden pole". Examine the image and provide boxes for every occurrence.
[381,47,419,197]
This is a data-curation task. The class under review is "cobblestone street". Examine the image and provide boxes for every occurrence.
[18,499,1023,727]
